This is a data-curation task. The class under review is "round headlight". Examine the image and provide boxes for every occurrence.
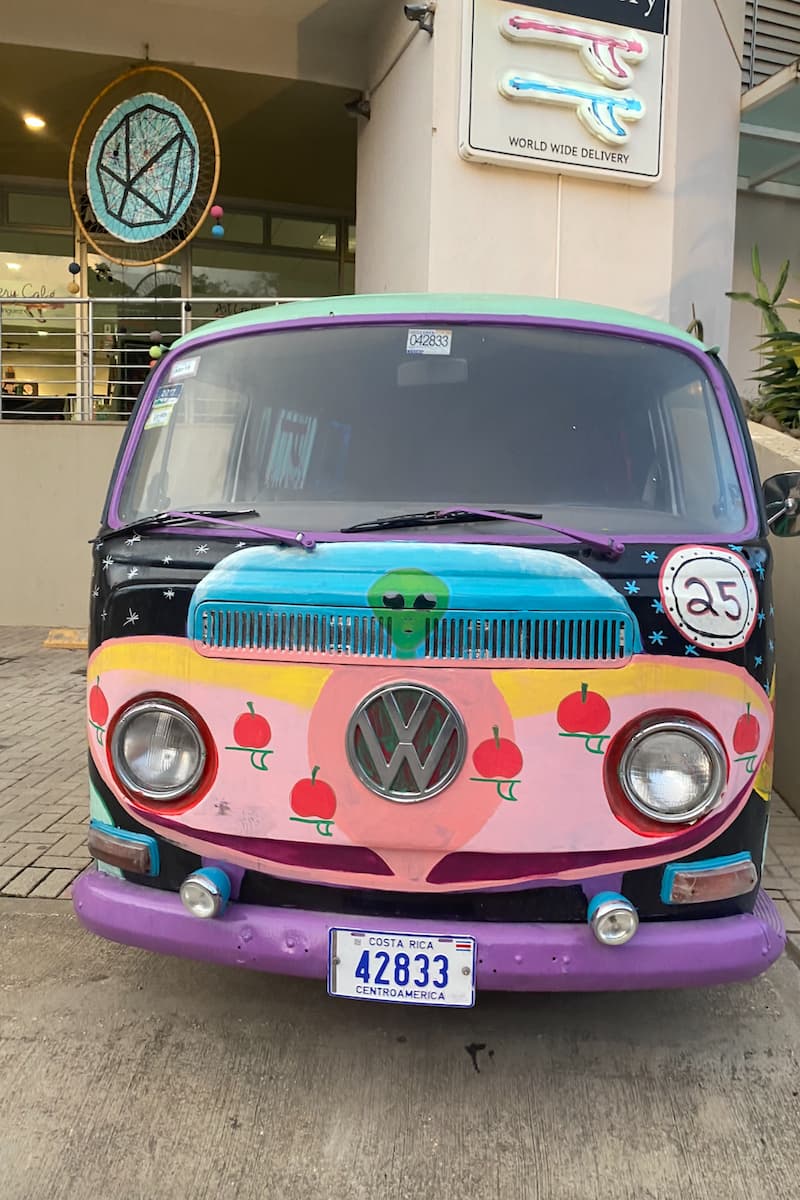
[618,719,726,823]
[111,700,206,801]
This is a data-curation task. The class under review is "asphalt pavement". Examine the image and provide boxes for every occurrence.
[1,896,800,1200]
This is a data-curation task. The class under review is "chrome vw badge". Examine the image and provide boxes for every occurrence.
[346,684,466,803]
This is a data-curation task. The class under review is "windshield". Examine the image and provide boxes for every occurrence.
[114,322,749,537]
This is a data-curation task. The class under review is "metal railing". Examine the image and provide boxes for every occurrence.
[0,295,307,421]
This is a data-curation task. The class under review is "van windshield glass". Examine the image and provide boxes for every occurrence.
[115,323,748,537]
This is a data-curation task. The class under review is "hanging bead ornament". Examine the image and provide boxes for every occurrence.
[210,202,225,238]
[68,260,81,294]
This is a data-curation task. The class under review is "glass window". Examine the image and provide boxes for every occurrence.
[191,245,339,299]
[7,191,72,229]
[347,223,356,256]
[271,216,337,253]
[200,211,264,244]
[116,324,748,537]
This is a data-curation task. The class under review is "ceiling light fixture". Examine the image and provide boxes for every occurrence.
[23,114,46,131]
[6,263,21,271]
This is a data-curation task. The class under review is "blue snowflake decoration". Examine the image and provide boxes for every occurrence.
[649,630,667,646]
[623,581,640,596]
[651,599,664,615]
[685,645,699,656]
[87,93,200,243]
[641,551,658,564]
[754,655,763,667]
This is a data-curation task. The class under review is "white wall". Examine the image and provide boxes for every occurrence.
[730,191,800,401]
[356,0,745,356]
[0,422,124,627]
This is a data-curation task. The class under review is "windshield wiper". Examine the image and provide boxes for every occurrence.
[341,506,624,559]
[100,508,316,549]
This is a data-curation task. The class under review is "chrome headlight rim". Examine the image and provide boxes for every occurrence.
[110,698,207,802]
[618,717,727,825]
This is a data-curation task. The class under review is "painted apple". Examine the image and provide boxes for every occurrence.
[733,703,760,755]
[472,726,524,779]
[233,702,272,749]
[557,683,611,735]
[88,677,109,726]
[291,766,337,820]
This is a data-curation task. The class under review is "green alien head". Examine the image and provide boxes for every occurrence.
[368,568,450,657]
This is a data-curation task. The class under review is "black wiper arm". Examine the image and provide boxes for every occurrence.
[342,506,624,559]
[98,508,316,549]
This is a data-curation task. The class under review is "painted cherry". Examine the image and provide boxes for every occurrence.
[557,683,611,736]
[88,677,109,726]
[733,703,761,755]
[472,726,524,780]
[291,766,337,820]
[233,702,271,749]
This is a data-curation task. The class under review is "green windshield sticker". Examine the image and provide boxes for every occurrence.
[144,383,182,430]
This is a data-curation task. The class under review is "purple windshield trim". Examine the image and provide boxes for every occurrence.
[73,873,785,991]
[107,312,760,543]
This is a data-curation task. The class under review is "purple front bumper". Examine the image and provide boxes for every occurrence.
[72,871,786,993]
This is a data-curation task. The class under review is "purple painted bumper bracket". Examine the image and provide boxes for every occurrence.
[72,872,785,992]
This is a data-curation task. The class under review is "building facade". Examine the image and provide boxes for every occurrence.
[0,0,797,623]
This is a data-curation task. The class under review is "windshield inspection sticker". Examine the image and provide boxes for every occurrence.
[406,329,453,356]
[169,355,200,381]
[144,383,182,430]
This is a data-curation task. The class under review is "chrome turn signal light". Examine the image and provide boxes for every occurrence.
[179,868,232,919]
[588,892,639,946]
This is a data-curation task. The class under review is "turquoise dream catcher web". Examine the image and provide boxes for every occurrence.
[69,66,220,266]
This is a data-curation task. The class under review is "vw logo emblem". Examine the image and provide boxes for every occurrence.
[346,684,467,803]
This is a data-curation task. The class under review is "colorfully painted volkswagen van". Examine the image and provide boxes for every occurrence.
[74,294,796,1007]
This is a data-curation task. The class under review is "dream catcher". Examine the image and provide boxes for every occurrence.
[69,65,221,266]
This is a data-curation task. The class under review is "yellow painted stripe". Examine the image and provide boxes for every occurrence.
[89,638,332,708]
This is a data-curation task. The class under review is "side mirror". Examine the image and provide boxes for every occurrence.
[764,472,800,537]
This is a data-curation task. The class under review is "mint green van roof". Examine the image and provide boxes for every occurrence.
[177,293,707,351]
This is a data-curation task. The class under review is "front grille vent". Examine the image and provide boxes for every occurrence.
[193,604,635,664]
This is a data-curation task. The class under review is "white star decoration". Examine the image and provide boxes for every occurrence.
[125,533,142,547]
[195,544,209,556]
[102,556,114,571]
[127,567,139,579]
[162,555,173,565]
[123,608,140,627]
[163,589,175,600]
[92,587,100,599]
[236,541,247,549]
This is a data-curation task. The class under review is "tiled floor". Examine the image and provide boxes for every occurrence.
[1,624,800,951]
[0,628,89,898]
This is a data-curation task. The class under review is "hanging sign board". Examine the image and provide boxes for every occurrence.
[460,0,669,184]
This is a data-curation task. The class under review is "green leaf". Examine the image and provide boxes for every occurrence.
[773,260,791,303]
[752,244,762,282]
[727,291,758,303]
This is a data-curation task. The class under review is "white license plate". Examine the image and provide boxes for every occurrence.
[328,928,476,1008]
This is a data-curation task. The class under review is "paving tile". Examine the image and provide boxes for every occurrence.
[772,899,800,934]
[1,866,50,897]
[28,869,79,899]
[33,854,90,870]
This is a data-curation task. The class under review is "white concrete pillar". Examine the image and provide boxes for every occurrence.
[356,0,745,357]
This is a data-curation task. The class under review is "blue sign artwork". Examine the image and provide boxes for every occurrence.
[86,92,200,244]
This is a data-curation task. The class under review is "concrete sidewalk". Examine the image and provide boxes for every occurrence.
[1,625,800,953]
